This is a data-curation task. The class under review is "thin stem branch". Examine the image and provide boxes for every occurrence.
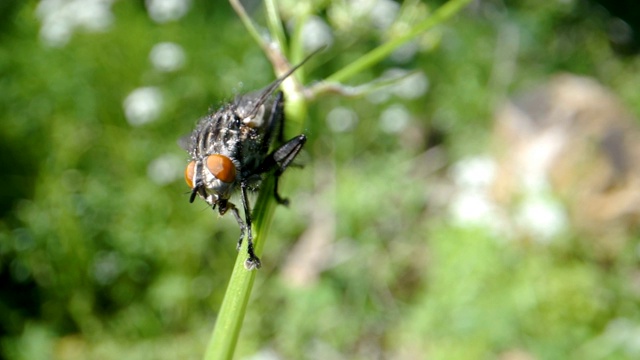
[264,0,288,55]
[325,0,473,84]
[228,0,268,54]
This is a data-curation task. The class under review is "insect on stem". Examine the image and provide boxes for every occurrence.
[181,50,320,269]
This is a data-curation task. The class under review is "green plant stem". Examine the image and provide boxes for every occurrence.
[204,2,305,358]
[228,0,269,54]
[287,6,311,67]
[203,178,276,360]
[264,0,288,55]
[325,0,473,84]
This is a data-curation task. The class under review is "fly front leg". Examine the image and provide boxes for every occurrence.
[218,199,246,251]
[239,181,261,270]
[228,204,245,251]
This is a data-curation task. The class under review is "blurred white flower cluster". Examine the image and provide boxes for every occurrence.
[145,0,191,24]
[36,0,116,47]
[149,42,186,73]
[140,1,191,185]
[122,41,186,126]
[448,155,568,243]
[35,0,192,186]
[123,87,163,127]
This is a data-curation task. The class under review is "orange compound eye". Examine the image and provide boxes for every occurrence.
[206,154,236,183]
[185,161,196,188]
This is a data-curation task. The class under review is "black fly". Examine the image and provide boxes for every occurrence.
[182,57,311,270]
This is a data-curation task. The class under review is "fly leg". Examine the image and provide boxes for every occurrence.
[274,92,286,143]
[258,134,307,205]
[219,200,246,252]
[230,205,245,251]
[239,181,261,270]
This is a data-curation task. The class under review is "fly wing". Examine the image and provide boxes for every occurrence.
[178,133,193,151]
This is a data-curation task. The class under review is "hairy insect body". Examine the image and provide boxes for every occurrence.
[183,62,309,270]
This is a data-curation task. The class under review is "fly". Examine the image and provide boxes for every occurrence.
[182,55,312,270]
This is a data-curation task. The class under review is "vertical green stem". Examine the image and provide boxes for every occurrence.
[264,0,288,54]
[203,178,276,360]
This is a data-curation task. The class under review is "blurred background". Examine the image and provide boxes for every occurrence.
[2,0,640,359]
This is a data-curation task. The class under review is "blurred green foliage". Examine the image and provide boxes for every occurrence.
[2,0,640,359]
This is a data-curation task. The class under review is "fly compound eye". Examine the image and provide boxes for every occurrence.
[185,161,196,188]
[206,154,236,183]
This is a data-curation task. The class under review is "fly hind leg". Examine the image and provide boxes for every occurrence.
[265,134,307,205]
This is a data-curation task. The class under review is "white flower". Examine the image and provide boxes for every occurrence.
[36,0,115,47]
[149,42,186,72]
[147,154,184,185]
[300,15,334,53]
[145,0,191,23]
[326,106,358,133]
[123,87,163,126]
[379,104,411,133]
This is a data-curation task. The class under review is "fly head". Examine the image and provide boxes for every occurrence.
[184,153,238,213]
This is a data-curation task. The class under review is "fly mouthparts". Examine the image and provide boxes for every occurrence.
[189,186,199,203]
